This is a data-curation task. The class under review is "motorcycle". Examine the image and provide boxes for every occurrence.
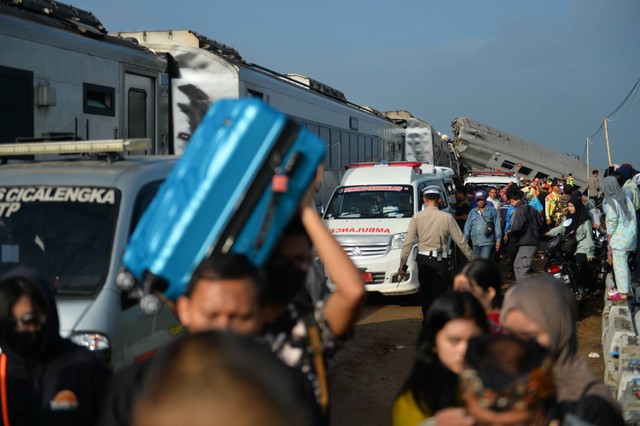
[543,221,585,304]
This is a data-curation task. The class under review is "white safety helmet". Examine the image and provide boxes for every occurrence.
[422,185,442,197]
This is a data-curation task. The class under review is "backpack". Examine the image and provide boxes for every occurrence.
[527,204,544,236]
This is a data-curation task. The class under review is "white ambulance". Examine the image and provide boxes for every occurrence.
[323,162,455,295]
[463,171,519,193]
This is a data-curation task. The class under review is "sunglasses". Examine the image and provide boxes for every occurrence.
[475,198,486,201]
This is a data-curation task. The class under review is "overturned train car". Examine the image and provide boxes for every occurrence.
[451,117,587,189]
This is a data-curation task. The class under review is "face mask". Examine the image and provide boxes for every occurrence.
[5,329,45,359]
[264,259,309,303]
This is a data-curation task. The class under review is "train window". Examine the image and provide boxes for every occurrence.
[501,160,516,170]
[382,140,390,161]
[349,133,358,163]
[247,89,263,99]
[358,135,365,162]
[307,124,319,136]
[364,136,372,161]
[128,89,147,138]
[330,129,340,171]
[341,131,350,168]
[83,83,114,116]
[534,172,549,180]
[320,127,330,168]
[519,166,533,176]
[371,137,380,162]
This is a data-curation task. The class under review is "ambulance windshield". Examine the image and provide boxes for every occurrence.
[0,186,120,295]
[324,185,413,219]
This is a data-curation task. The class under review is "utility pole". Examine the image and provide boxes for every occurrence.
[604,116,612,166]
[586,137,590,179]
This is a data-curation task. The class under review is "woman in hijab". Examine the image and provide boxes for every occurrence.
[602,176,637,300]
[546,196,595,290]
[501,276,623,425]
[392,292,488,426]
[461,335,558,426]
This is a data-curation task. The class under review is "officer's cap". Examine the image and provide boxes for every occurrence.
[422,185,442,197]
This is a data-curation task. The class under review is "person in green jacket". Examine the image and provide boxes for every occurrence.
[546,196,595,289]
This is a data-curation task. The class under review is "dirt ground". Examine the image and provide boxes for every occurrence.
[328,260,605,426]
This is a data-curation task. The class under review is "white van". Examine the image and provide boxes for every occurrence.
[0,139,182,368]
[323,162,455,295]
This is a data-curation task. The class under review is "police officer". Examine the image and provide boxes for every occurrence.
[397,186,473,318]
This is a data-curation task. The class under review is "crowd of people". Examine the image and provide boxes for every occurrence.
[0,163,639,425]
[391,162,639,425]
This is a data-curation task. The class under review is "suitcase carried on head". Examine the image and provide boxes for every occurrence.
[118,99,326,310]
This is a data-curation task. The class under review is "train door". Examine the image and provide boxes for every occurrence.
[123,72,155,154]
[0,65,33,143]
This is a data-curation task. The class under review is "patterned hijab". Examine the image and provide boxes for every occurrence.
[501,276,617,405]
[602,176,632,220]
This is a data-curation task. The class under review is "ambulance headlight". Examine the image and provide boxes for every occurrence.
[391,233,406,250]
[70,332,111,363]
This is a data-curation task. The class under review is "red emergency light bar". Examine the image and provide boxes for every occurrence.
[345,161,423,173]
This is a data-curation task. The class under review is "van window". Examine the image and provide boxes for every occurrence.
[325,185,413,219]
[418,179,449,209]
[129,180,164,234]
[0,186,120,295]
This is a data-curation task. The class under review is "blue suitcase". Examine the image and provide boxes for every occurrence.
[119,99,326,303]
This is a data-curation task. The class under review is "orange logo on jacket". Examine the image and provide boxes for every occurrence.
[50,390,79,411]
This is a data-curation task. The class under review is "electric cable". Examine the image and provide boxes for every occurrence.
[587,76,639,140]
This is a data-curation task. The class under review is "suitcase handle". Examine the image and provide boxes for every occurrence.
[254,151,303,249]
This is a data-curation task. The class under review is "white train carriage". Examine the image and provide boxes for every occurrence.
[114,30,405,206]
[0,0,170,154]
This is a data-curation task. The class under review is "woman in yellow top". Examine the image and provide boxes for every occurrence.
[391,292,489,426]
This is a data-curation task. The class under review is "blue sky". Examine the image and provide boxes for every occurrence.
[77,0,639,170]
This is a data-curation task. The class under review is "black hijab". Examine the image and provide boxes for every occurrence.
[565,196,589,235]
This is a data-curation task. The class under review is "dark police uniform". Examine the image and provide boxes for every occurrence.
[398,186,473,317]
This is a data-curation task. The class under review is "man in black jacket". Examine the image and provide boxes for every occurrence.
[506,189,543,281]
[0,266,111,426]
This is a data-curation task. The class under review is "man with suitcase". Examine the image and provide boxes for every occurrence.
[99,253,323,426]
[261,181,366,419]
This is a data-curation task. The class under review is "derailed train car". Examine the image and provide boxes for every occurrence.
[451,116,587,189]
[383,110,455,170]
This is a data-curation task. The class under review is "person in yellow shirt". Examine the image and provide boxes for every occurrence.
[567,173,575,187]
[391,292,488,426]
[544,182,561,226]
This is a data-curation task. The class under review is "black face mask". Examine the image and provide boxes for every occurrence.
[265,259,309,303]
[5,329,45,359]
